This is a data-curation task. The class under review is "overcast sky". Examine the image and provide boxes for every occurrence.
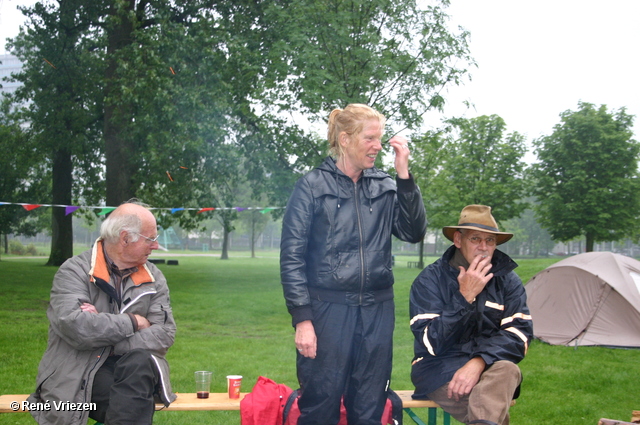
[437,0,640,158]
[2,0,639,159]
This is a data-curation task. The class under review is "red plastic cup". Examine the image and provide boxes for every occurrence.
[226,375,243,399]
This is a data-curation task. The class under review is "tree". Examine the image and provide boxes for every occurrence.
[531,102,640,252]
[502,205,555,258]
[405,128,449,260]
[262,0,471,130]
[7,0,474,265]
[421,115,529,231]
[9,0,106,265]
[0,100,49,257]
[246,0,474,191]
[9,0,251,264]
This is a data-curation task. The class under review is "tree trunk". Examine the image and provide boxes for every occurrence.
[104,1,137,207]
[46,148,74,266]
[221,226,230,260]
[585,233,594,252]
[418,238,424,268]
[251,212,256,258]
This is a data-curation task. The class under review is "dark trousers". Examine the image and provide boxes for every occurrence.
[89,349,159,425]
[296,299,395,425]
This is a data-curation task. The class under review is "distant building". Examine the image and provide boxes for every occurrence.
[0,53,23,96]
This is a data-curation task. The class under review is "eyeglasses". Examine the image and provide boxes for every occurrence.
[134,232,160,243]
[466,235,497,247]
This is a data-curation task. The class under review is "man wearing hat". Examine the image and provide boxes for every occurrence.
[409,205,533,425]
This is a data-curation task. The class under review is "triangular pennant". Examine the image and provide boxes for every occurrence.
[197,207,215,214]
[171,208,185,214]
[97,207,116,216]
[22,204,42,211]
[65,206,80,216]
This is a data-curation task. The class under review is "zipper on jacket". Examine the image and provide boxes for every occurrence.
[354,180,366,305]
[82,346,107,408]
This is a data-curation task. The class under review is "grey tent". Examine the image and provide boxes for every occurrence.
[525,251,640,347]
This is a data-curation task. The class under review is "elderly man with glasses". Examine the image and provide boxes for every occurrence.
[28,200,176,425]
[409,205,533,425]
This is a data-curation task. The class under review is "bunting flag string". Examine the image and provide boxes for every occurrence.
[0,202,283,216]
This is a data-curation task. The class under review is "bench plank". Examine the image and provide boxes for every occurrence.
[2,391,442,413]
[161,392,246,410]
[0,393,248,413]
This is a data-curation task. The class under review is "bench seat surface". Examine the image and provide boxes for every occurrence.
[1,391,440,413]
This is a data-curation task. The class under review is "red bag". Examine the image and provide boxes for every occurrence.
[282,390,347,425]
[283,389,401,425]
[240,376,293,425]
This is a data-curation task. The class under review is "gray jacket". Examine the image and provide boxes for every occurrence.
[28,239,177,425]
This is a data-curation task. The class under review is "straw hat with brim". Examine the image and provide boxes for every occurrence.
[442,205,513,245]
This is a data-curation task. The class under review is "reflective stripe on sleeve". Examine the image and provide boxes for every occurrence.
[423,327,436,356]
[505,326,529,354]
[409,313,440,326]
[501,312,533,326]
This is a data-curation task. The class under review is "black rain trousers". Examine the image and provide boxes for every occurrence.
[296,299,394,425]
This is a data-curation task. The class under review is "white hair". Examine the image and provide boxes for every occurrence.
[100,199,150,244]
[100,213,142,244]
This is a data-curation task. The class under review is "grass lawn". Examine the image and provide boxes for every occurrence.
[0,252,638,424]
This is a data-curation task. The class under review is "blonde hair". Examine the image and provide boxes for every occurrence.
[327,104,386,158]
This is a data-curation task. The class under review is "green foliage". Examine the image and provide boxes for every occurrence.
[4,0,475,263]
[0,102,50,240]
[262,0,472,129]
[503,206,556,257]
[9,0,105,204]
[5,240,38,256]
[8,240,25,255]
[531,102,640,251]
[415,115,529,230]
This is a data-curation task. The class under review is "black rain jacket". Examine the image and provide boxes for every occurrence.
[281,157,427,326]
[410,245,533,398]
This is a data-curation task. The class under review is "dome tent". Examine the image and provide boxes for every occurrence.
[525,252,640,348]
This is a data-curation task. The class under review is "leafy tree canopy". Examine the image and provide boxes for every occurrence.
[531,101,640,252]
[415,114,529,230]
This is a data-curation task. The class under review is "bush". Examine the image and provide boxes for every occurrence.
[25,244,38,256]
[8,239,25,255]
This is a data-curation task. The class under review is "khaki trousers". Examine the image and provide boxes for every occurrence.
[427,360,521,425]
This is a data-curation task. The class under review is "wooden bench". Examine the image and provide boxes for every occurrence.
[407,261,424,269]
[0,391,494,425]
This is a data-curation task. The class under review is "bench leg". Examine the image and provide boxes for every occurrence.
[404,407,452,425]
[404,408,429,425]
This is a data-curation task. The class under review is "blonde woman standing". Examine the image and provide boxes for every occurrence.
[281,104,427,424]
